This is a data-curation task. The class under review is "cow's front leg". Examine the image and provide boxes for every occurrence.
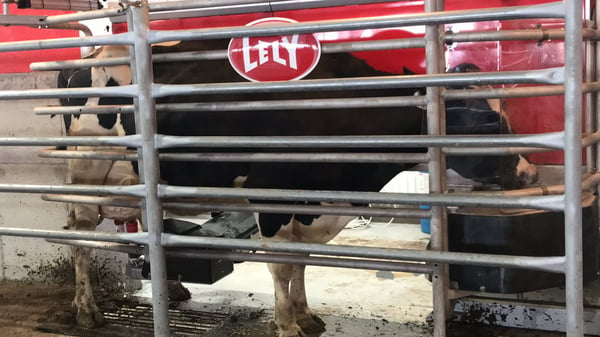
[290,264,326,334]
[69,205,105,328]
[268,263,305,337]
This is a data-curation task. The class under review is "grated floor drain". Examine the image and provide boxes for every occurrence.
[103,303,230,336]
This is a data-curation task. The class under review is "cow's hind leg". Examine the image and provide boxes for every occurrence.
[290,264,326,334]
[69,204,105,328]
[268,263,305,337]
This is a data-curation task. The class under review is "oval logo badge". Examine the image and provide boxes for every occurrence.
[228,17,321,82]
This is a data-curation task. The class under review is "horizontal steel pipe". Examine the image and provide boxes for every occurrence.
[47,238,145,255]
[0,183,144,197]
[0,32,133,53]
[0,85,137,100]
[0,135,140,147]
[39,146,554,160]
[42,6,127,25]
[0,226,147,245]
[39,148,430,164]
[146,0,399,14]
[156,132,564,150]
[42,193,433,219]
[39,148,137,161]
[444,146,550,155]
[152,68,565,98]
[45,237,432,274]
[161,234,566,273]
[35,96,428,115]
[161,201,432,219]
[42,194,142,208]
[158,185,565,211]
[32,30,567,71]
[446,28,564,43]
[168,249,433,274]
[34,104,136,115]
[148,2,564,43]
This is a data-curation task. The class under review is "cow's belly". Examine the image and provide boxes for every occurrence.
[260,203,355,244]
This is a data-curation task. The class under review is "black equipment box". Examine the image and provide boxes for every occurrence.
[447,193,599,293]
[131,211,258,284]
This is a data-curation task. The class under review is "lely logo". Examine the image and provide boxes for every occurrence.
[228,17,321,82]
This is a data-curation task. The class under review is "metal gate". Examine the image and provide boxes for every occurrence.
[0,0,592,336]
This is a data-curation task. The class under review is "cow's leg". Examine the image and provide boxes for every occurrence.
[268,263,305,337]
[69,204,105,328]
[290,264,326,333]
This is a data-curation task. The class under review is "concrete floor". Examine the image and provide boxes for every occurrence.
[134,220,434,336]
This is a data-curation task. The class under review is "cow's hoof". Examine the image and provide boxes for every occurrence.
[297,314,326,334]
[167,280,191,301]
[76,309,105,328]
[272,321,306,337]
[279,327,306,337]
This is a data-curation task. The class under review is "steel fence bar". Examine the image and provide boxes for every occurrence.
[445,28,566,43]
[444,146,549,155]
[586,21,598,173]
[130,2,171,336]
[41,193,433,218]
[42,194,142,208]
[0,85,137,100]
[158,185,565,211]
[47,238,146,255]
[0,183,144,197]
[0,227,147,244]
[34,105,135,115]
[0,135,141,147]
[0,225,565,273]
[39,149,430,164]
[31,57,133,71]
[42,6,127,25]
[31,38,425,71]
[563,0,584,335]
[36,96,428,115]
[38,83,593,117]
[37,82,598,119]
[445,82,600,100]
[444,85,565,100]
[0,32,133,53]
[152,68,564,98]
[160,201,432,218]
[425,0,449,335]
[148,2,565,44]
[156,133,564,150]
[161,234,566,273]
[147,0,400,14]
[43,237,435,274]
[168,249,434,274]
[33,28,587,72]
[4,69,565,101]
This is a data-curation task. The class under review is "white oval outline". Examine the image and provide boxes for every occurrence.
[227,17,322,82]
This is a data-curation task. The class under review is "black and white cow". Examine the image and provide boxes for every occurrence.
[57,40,538,337]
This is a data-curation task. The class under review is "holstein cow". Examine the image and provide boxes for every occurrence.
[57,39,538,337]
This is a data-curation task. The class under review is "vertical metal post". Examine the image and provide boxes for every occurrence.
[2,0,9,15]
[126,6,149,233]
[425,0,449,337]
[130,2,171,336]
[584,17,596,173]
[563,0,584,336]
[595,0,600,227]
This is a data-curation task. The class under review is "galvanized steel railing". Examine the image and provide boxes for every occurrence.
[0,1,590,337]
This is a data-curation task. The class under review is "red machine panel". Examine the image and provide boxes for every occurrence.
[0,5,81,73]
